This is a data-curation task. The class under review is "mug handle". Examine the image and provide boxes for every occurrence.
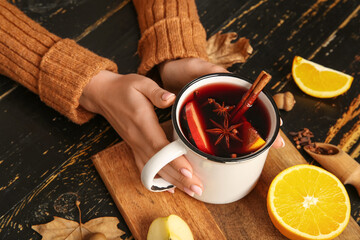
[141,140,187,192]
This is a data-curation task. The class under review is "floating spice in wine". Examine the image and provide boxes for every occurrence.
[180,72,271,158]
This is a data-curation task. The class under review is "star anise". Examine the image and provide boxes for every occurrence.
[206,118,243,148]
[208,98,235,118]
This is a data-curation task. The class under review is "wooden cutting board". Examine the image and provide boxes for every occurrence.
[92,130,360,239]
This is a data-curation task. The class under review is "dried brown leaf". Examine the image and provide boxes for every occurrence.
[206,32,253,69]
[32,216,125,240]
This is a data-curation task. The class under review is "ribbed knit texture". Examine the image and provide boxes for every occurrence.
[133,0,208,75]
[39,39,118,124]
[0,0,207,123]
[0,0,118,124]
[0,0,59,94]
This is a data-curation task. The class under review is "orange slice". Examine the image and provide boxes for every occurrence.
[292,56,353,98]
[247,136,265,152]
[267,164,350,240]
[239,118,266,153]
[185,101,214,155]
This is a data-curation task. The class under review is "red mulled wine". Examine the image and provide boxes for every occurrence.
[179,83,270,158]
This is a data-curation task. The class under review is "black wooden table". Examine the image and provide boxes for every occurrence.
[1,0,359,239]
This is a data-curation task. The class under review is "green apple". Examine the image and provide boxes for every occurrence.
[147,215,194,240]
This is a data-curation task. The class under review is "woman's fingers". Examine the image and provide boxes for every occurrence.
[81,71,205,196]
[132,143,204,197]
[186,58,229,77]
[159,58,229,93]
[125,97,204,195]
[157,155,204,197]
[272,133,285,148]
[272,118,285,148]
[135,79,176,109]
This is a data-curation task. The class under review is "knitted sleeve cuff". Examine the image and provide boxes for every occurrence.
[137,17,208,75]
[39,39,118,124]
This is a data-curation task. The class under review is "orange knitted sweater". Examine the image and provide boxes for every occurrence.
[0,0,207,124]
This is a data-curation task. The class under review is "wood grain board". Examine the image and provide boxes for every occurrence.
[92,141,226,240]
[92,131,360,239]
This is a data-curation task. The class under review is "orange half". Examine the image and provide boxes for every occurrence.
[267,164,350,239]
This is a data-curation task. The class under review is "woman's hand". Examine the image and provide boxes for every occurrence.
[80,70,204,196]
[159,58,285,148]
[159,58,229,94]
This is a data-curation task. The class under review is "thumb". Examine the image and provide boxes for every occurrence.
[139,81,176,108]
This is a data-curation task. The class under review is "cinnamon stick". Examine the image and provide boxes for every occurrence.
[231,71,272,123]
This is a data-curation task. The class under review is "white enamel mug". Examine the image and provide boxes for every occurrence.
[141,73,280,204]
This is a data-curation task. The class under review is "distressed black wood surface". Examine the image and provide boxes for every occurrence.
[0,0,359,238]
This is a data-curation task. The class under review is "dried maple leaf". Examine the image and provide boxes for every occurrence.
[206,32,253,69]
[32,216,125,240]
[33,199,126,239]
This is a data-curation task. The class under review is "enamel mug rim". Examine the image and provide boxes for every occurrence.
[172,72,280,163]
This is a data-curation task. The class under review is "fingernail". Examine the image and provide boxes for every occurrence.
[180,168,192,179]
[183,187,194,197]
[162,92,175,101]
[190,185,203,196]
[167,188,175,194]
[281,137,285,148]
[280,118,283,126]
